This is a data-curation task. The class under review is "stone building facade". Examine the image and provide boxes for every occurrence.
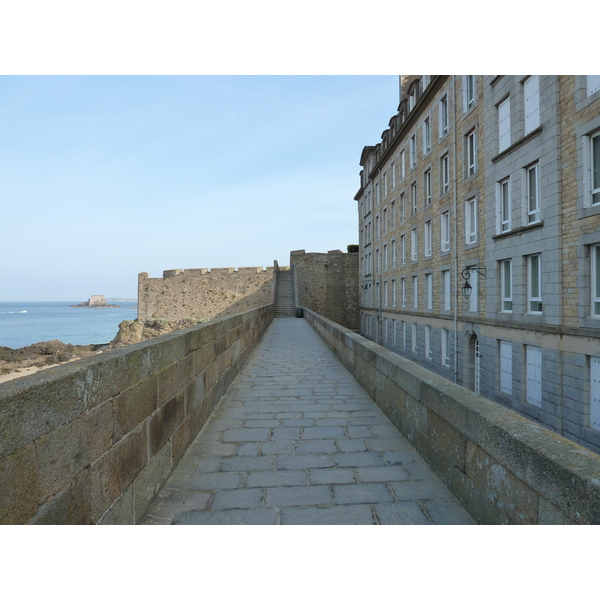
[355,75,600,453]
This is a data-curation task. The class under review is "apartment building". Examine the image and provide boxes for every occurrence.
[355,75,600,453]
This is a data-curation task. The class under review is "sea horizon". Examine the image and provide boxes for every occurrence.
[0,300,138,349]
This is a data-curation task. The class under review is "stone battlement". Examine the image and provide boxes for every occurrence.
[139,267,275,281]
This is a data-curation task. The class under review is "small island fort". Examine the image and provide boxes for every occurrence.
[71,295,121,308]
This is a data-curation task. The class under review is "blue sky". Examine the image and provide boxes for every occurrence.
[1,75,400,300]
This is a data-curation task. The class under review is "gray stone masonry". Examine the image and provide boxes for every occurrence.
[142,319,474,525]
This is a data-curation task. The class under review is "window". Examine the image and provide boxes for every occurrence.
[401,277,406,307]
[424,169,432,205]
[584,131,600,206]
[465,198,477,244]
[376,248,380,273]
[500,340,513,395]
[411,323,417,353]
[498,96,511,152]
[526,346,542,407]
[410,135,417,168]
[402,321,407,350]
[466,129,477,176]
[383,244,388,270]
[400,192,406,223]
[426,273,433,309]
[591,244,600,317]
[440,211,450,252]
[423,75,430,89]
[501,259,513,312]
[425,326,432,360]
[393,319,397,345]
[439,95,449,136]
[525,162,540,223]
[441,328,450,367]
[467,266,478,312]
[591,356,600,431]
[391,162,396,188]
[524,75,540,134]
[383,317,388,343]
[376,182,380,206]
[383,208,387,234]
[411,183,418,215]
[441,154,450,195]
[464,76,475,111]
[423,117,431,154]
[376,282,380,306]
[392,279,397,306]
[391,239,396,268]
[400,150,406,178]
[424,220,432,256]
[390,201,396,229]
[527,254,542,313]
[409,87,416,110]
[383,280,388,306]
[442,270,451,310]
[383,172,388,197]
[588,76,600,97]
[497,177,511,233]
[412,275,418,308]
[400,234,406,265]
[411,229,418,261]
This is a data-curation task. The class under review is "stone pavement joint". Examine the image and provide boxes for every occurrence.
[142,319,475,525]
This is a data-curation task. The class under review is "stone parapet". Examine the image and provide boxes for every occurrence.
[303,308,600,524]
[0,304,274,524]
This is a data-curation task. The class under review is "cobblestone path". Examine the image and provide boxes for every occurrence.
[142,319,475,525]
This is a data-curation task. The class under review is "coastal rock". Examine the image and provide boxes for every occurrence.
[109,317,203,348]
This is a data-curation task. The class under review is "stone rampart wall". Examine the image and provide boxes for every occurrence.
[291,250,359,330]
[138,268,276,322]
[0,304,274,524]
[303,308,600,524]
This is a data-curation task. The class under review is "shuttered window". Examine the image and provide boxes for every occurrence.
[524,75,540,134]
[498,97,511,152]
[588,76,600,96]
[500,340,513,395]
[591,357,600,431]
[592,244,600,317]
[526,346,542,407]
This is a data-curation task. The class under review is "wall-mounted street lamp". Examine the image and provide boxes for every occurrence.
[461,267,486,299]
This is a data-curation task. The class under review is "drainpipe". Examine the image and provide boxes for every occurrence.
[452,75,459,384]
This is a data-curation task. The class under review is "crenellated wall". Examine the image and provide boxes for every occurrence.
[137,267,276,323]
[0,304,274,524]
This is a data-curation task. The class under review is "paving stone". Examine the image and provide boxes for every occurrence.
[374,502,431,525]
[334,452,387,468]
[295,439,338,454]
[211,488,265,510]
[332,483,395,505]
[188,442,238,457]
[280,504,376,525]
[281,419,314,427]
[420,499,476,525]
[315,418,347,427]
[222,428,271,443]
[276,413,303,419]
[356,466,410,484]
[237,443,260,457]
[260,440,296,455]
[388,479,454,501]
[245,470,308,488]
[276,454,336,470]
[303,426,346,440]
[309,468,356,485]
[337,439,368,453]
[173,508,279,525]
[189,472,242,491]
[270,427,302,441]
[266,485,332,507]
[346,425,374,439]
[220,456,276,472]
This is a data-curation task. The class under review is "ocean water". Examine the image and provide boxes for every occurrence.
[0,301,138,349]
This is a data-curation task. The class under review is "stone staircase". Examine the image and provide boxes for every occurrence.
[274,269,296,318]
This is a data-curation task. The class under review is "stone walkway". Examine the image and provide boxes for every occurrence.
[142,319,475,525]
